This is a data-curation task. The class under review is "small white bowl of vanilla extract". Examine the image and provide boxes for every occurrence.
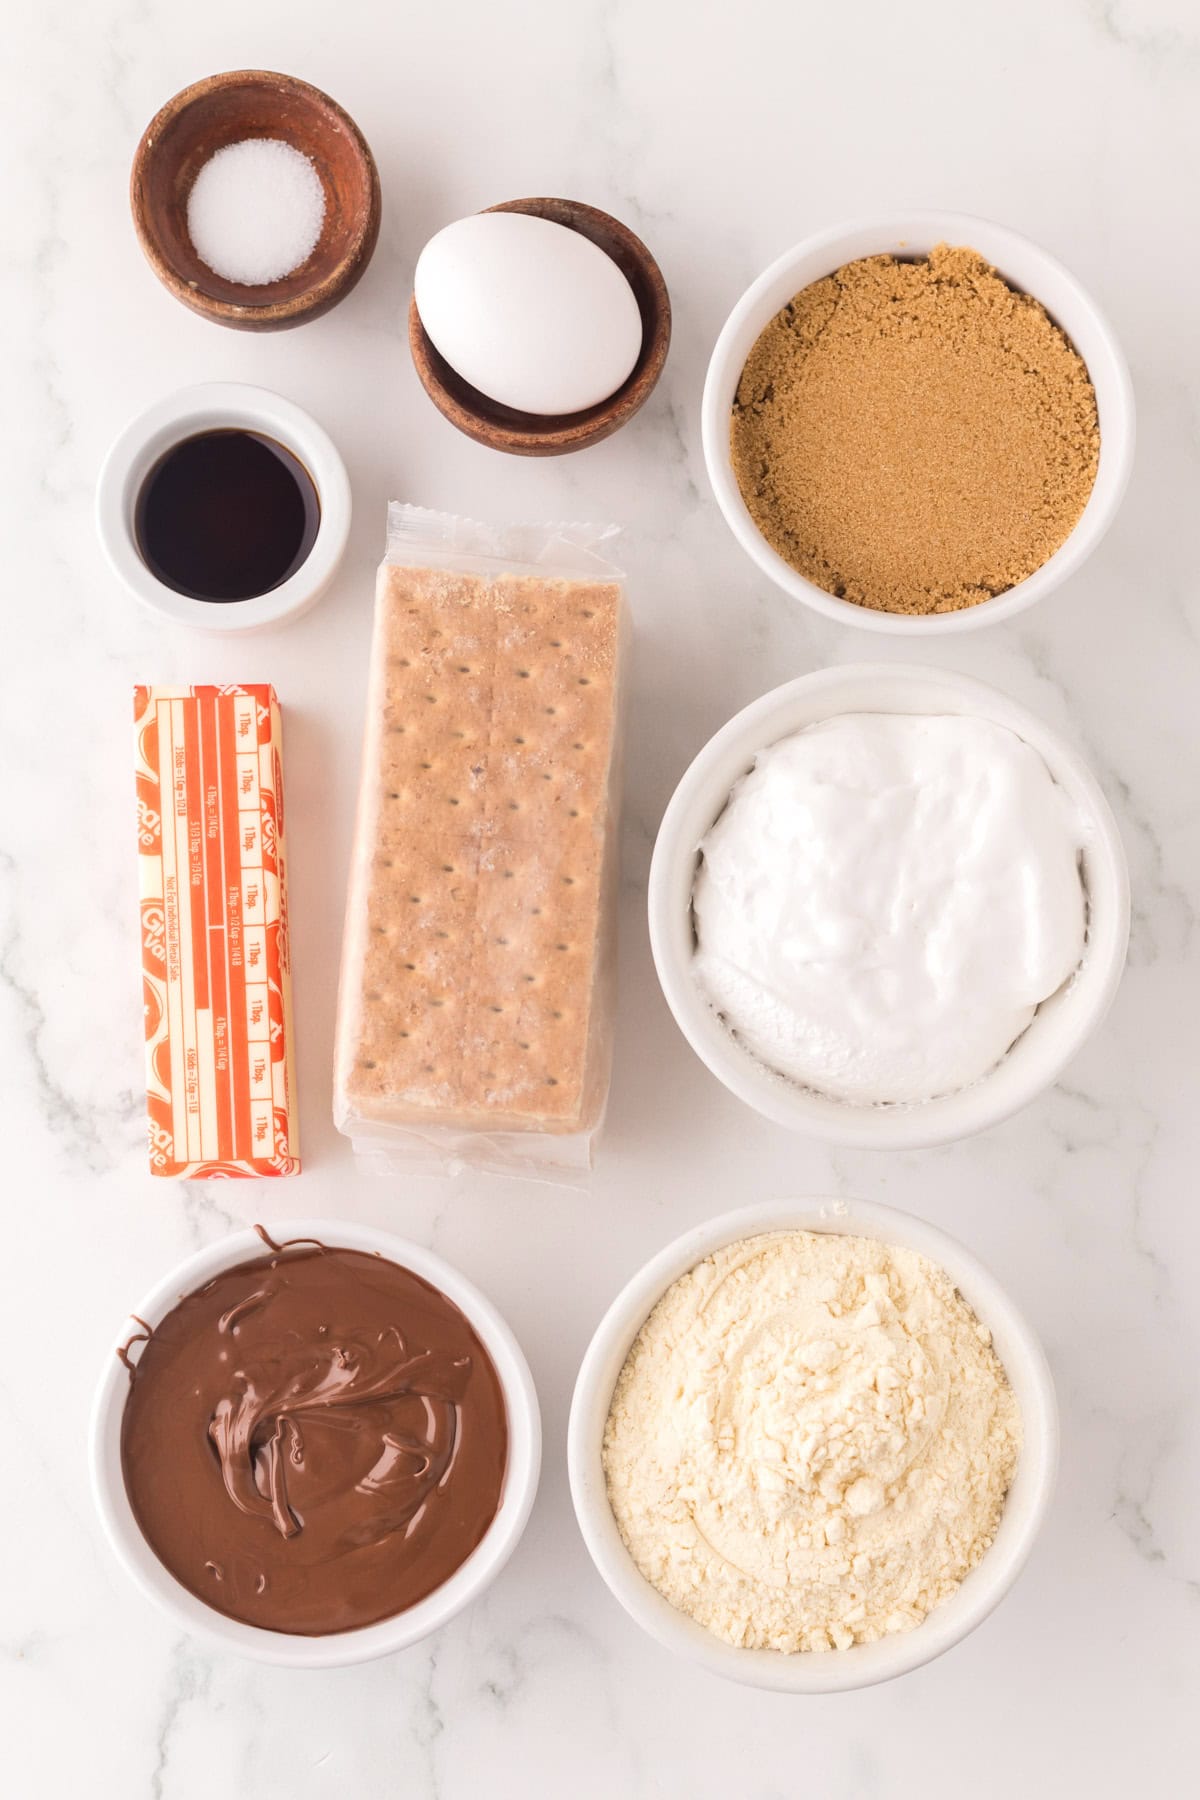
[96,382,351,631]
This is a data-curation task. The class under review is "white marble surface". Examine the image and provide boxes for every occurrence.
[3,0,1197,1793]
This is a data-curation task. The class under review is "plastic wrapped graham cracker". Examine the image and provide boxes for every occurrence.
[333,505,628,1179]
[135,684,299,1178]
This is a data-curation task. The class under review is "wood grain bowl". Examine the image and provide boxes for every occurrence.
[131,69,381,331]
[409,197,672,455]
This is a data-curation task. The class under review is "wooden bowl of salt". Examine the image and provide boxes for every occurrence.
[131,70,381,331]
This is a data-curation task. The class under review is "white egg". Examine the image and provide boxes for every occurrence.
[414,212,645,417]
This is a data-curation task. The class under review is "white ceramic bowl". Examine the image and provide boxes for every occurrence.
[89,1220,541,1667]
[648,663,1129,1149]
[96,382,351,632]
[702,211,1134,634]
[569,1196,1058,1693]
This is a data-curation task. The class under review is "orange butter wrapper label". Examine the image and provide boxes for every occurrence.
[134,684,300,1178]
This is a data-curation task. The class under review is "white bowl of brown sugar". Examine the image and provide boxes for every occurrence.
[702,213,1134,633]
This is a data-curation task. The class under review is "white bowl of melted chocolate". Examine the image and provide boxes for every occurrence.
[89,1222,540,1666]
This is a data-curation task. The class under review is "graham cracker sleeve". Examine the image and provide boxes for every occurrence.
[333,506,628,1180]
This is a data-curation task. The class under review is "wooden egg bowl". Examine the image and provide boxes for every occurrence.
[409,198,672,456]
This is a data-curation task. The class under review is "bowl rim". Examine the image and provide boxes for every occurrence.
[89,1219,542,1667]
[567,1195,1059,1693]
[647,662,1130,1147]
[130,67,382,328]
[701,209,1135,634]
[95,381,352,633]
[408,195,672,456]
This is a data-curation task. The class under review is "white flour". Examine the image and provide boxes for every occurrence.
[603,1231,1021,1654]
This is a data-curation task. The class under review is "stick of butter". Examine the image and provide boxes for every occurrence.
[134,684,300,1178]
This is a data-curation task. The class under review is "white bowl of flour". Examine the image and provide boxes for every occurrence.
[568,1198,1058,1692]
[648,663,1129,1148]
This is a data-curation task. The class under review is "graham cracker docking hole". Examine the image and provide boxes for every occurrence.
[338,560,623,1138]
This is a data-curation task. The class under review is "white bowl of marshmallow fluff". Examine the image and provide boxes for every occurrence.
[648,664,1129,1148]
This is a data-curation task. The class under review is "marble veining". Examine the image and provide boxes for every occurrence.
[2,0,1198,1794]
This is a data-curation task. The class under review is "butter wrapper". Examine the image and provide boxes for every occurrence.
[134,684,300,1178]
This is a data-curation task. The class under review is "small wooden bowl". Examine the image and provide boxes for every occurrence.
[409,198,671,455]
[131,70,381,331]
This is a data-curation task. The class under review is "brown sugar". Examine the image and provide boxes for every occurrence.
[730,244,1100,616]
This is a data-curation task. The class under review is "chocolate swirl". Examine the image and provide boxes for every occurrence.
[120,1238,507,1635]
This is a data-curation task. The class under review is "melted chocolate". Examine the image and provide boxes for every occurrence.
[120,1238,507,1635]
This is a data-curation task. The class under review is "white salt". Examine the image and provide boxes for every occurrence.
[187,138,326,286]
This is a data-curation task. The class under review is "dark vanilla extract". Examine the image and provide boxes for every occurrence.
[134,429,320,602]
